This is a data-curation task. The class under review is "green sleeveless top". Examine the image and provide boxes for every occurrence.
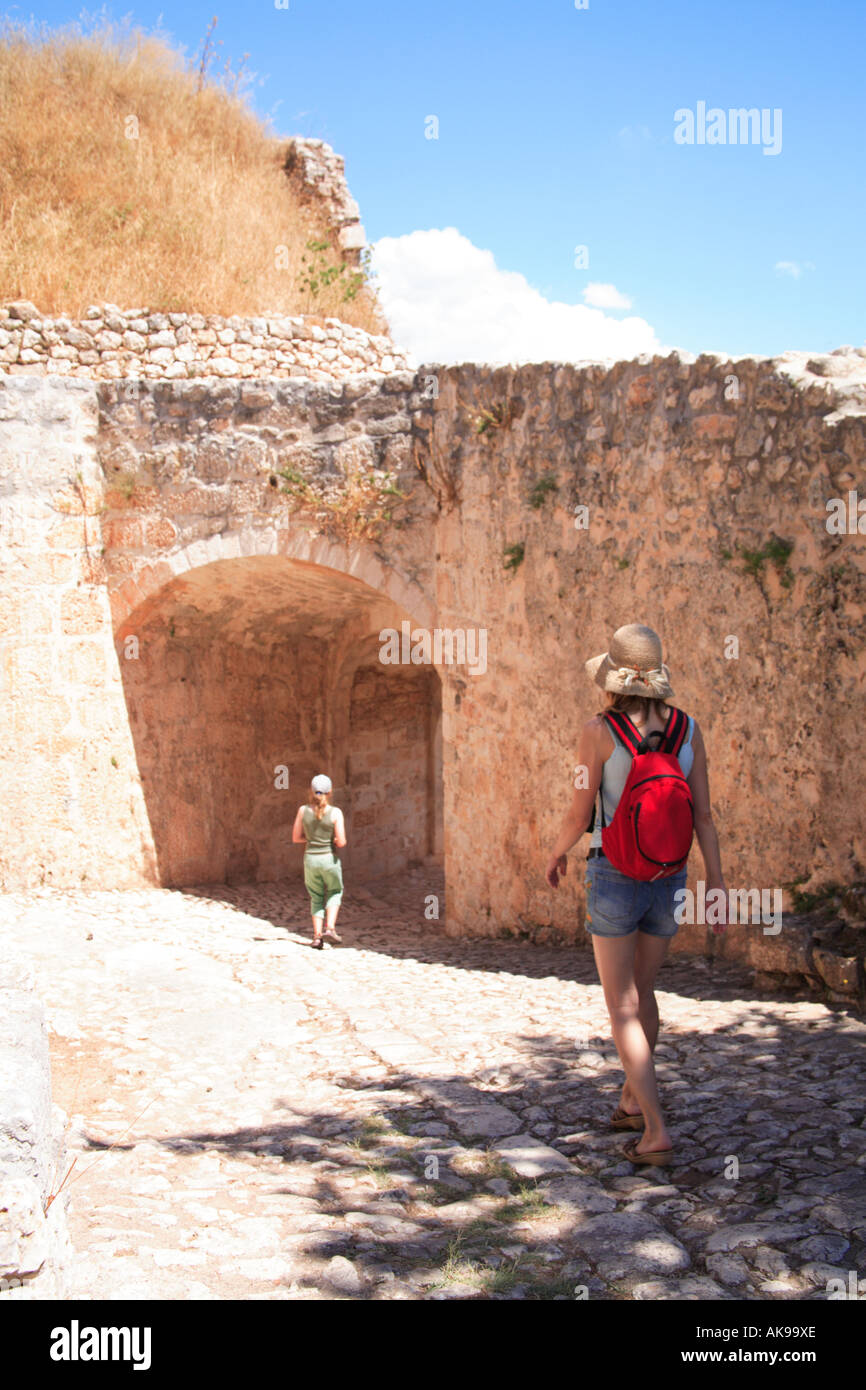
[302,804,337,856]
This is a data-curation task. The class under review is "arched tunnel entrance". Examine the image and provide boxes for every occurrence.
[116,554,443,889]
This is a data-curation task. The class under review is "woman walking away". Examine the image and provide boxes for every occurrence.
[292,774,347,950]
[545,623,727,1166]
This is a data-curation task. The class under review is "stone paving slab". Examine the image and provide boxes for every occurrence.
[1,867,865,1301]
[491,1134,575,1177]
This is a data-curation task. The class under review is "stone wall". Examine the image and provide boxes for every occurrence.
[1,345,865,996]
[0,300,407,383]
[348,660,442,880]
[278,137,368,261]
[0,969,71,1299]
[415,349,866,985]
[0,376,153,891]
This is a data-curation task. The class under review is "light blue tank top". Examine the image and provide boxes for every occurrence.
[589,712,695,850]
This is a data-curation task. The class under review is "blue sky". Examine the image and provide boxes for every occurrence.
[13,0,866,364]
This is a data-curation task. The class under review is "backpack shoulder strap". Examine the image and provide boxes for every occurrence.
[662,706,688,758]
[604,706,689,758]
[602,709,642,757]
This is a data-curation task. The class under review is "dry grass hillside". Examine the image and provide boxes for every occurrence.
[0,16,387,330]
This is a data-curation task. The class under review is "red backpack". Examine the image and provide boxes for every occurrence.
[599,707,694,880]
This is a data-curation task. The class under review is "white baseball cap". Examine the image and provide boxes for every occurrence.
[311,774,332,794]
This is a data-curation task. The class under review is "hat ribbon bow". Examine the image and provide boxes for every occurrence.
[615,664,667,694]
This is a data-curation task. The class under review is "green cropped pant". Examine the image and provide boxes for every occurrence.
[303,851,343,916]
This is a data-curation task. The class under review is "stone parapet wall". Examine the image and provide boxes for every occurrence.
[0,301,408,384]
[0,968,71,1299]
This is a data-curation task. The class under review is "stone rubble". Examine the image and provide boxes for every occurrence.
[2,867,864,1301]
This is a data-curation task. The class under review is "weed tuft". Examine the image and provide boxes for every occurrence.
[528,475,558,509]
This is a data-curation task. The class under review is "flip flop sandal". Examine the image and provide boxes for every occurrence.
[623,1138,674,1165]
[610,1107,644,1131]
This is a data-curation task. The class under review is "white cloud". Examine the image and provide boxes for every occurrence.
[369,227,663,366]
[582,281,633,310]
[775,260,815,279]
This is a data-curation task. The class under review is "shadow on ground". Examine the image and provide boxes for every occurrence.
[182,871,857,1019]
[82,1016,866,1302]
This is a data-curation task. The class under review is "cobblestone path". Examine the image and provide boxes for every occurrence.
[4,870,865,1301]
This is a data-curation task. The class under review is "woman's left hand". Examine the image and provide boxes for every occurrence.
[546,854,568,888]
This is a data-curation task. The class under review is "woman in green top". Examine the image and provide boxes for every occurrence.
[292,774,347,950]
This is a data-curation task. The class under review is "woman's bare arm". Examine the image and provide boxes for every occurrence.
[546,717,610,886]
[291,806,306,844]
[687,722,724,885]
[687,721,727,933]
[332,807,347,849]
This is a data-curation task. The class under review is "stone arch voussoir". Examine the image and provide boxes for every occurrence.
[110,523,436,634]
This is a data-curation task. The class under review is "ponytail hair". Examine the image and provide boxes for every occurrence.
[308,785,331,821]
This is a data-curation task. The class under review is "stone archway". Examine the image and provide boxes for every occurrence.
[114,549,443,889]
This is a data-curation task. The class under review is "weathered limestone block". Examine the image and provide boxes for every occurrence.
[0,1177,48,1280]
[6,301,39,321]
[0,974,71,1299]
[813,949,859,995]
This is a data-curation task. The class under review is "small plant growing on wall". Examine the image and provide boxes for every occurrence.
[278,466,315,502]
[413,422,461,510]
[278,459,405,543]
[504,541,525,572]
[299,238,367,303]
[737,536,794,589]
[110,469,137,501]
[782,876,845,915]
[476,402,517,435]
[528,475,558,509]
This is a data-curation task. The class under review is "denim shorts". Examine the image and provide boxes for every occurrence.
[584,856,687,939]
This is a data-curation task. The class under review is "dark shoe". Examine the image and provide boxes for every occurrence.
[323,927,342,944]
[312,935,324,950]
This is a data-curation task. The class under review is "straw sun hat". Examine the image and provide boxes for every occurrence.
[585,623,674,699]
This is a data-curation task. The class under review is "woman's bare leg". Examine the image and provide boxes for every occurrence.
[312,912,324,940]
[619,933,672,1117]
[592,933,672,1153]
